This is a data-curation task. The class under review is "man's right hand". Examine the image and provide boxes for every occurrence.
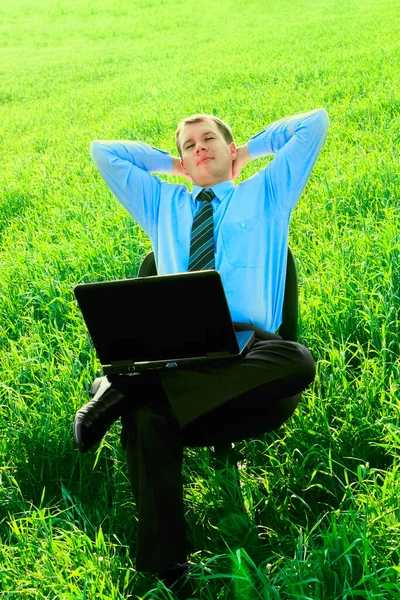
[172,157,191,181]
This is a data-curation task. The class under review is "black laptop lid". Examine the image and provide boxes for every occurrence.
[74,271,239,365]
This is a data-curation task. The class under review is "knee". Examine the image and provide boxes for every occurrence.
[122,400,180,439]
[121,404,153,433]
[280,392,302,422]
[293,343,316,385]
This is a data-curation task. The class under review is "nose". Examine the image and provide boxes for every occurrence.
[195,139,207,153]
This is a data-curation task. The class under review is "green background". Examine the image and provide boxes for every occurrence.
[0,0,399,598]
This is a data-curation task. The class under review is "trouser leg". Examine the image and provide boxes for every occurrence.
[161,339,316,429]
[121,385,305,573]
[120,339,315,573]
[121,388,187,573]
[182,386,303,447]
[179,340,315,446]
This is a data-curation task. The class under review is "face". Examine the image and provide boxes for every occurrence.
[179,119,236,187]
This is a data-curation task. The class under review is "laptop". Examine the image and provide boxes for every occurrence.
[74,270,255,376]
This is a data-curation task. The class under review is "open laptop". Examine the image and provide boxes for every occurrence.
[74,270,255,376]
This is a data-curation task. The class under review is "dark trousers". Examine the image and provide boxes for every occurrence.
[116,329,316,573]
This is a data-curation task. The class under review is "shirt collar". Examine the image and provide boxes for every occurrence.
[192,180,235,203]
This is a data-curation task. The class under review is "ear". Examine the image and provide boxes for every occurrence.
[180,159,188,175]
[180,159,193,183]
[230,142,237,160]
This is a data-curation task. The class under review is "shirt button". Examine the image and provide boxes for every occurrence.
[241,223,246,228]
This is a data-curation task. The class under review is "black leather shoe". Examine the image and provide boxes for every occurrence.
[73,377,125,452]
[158,561,190,588]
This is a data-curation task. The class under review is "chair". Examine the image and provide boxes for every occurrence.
[137,249,299,470]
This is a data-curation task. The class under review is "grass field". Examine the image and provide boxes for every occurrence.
[0,0,399,598]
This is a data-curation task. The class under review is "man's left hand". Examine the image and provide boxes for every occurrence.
[232,145,251,180]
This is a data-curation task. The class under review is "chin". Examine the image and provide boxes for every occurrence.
[193,178,211,187]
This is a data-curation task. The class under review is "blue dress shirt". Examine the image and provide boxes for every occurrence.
[90,109,329,333]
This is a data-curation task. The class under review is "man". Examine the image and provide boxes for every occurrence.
[74,108,329,587]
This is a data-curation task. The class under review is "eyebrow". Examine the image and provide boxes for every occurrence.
[183,132,215,148]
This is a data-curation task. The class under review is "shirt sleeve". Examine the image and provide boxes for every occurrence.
[247,109,330,215]
[90,140,173,238]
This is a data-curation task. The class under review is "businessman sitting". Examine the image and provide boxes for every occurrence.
[74,108,329,586]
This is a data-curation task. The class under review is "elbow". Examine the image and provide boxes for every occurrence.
[315,108,330,132]
[305,109,330,143]
[319,109,330,146]
[90,140,102,160]
[90,140,112,169]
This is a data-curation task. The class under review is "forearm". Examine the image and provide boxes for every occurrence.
[90,140,173,175]
[247,108,329,159]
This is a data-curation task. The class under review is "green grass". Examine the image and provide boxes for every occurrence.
[1,0,399,597]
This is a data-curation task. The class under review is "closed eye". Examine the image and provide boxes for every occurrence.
[185,136,214,150]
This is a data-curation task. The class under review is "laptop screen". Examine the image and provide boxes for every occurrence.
[74,271,239,365]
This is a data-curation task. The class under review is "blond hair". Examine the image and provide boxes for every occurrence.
[175,113,233,157]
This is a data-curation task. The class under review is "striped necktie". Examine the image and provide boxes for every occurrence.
[188,188,216,271]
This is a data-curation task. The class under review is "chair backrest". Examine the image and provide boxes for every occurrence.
[137,248,298,342]
[138,251,157,278]
[279,247,298,342]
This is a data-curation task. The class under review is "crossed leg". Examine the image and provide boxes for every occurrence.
[120,339,316,573]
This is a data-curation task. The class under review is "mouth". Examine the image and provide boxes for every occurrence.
[197,157,213,166]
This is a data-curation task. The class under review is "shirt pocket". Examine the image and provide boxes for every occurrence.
[221,217,262,267]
